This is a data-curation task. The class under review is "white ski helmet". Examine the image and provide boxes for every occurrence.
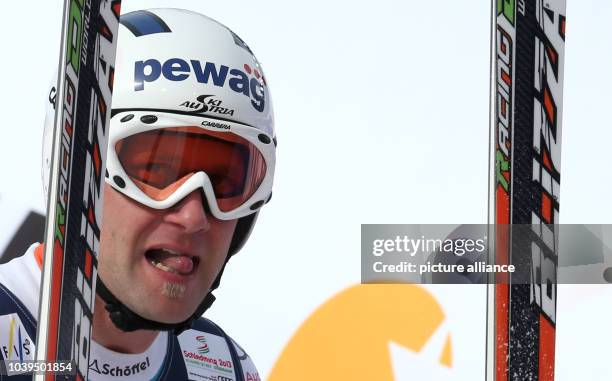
[42,8,276,333]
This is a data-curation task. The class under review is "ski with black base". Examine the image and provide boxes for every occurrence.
[35,0,121,380]
[487,0,566,380]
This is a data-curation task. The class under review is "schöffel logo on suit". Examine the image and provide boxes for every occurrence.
[134,58,266,112]
[89,357,151,377]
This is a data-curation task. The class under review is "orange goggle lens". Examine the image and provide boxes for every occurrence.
[116,126,267,212]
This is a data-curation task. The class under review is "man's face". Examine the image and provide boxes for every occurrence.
[98,184,237,323]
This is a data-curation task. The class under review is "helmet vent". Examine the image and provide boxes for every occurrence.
[140,115,158,124]
[113,176,126,189]
[120,114,134,122]
[250,200,265,210]
[258,134,271,144]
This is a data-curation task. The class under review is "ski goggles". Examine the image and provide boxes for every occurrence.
[106,111,275,220]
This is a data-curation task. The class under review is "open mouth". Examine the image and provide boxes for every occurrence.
[145,248,200,276]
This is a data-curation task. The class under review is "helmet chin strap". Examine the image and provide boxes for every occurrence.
[95,275,215,335]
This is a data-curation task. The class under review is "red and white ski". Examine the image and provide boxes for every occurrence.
[487,0,566,380]
[35,0,121,380]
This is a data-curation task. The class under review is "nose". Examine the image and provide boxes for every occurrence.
[164,190,211,234]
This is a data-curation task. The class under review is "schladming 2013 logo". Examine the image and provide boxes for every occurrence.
[196,335,210,354]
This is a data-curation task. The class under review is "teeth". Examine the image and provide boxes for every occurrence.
[148,248,194,274]
[150,260,178,274]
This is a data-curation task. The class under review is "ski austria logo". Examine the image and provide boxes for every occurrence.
[134,58,266,112]
[268,285,453,381]
[196,335,211,354]
[179,95,236,116]
[0,314,34,362]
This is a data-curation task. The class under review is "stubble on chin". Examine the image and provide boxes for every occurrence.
[161,282,186,299]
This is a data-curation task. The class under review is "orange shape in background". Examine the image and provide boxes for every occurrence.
[268,284,451,381]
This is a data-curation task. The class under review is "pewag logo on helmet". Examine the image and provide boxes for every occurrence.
[134,58,266,112]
